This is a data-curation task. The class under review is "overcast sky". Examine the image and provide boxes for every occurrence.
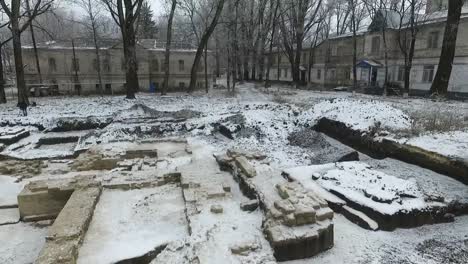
[148,0,164,16]
[66,0,165,17]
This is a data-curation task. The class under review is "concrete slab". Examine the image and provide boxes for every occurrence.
[77,185,188,264]
[0,208,20,225]
[0,176,23,208]
[0,222,47,264]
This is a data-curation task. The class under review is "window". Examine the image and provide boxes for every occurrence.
[329,69,336,79]
[178,60,185,71]
[331,45,338,56]
[302,52,307,64]
[427,32,439,49]
[179,82,185,89]
[103,59,110,72]
[105,84,112,94]
[317,69,322,80]
[422,66,435,83]
[270,55,276,66]
[48,58,57,72]
[371,36,380,54]
[72,58,80,71]
[121,58,126,71]
[93,59,99,71]
[397,66,405,82]
[344,68,350,80]
[151,59,159,72]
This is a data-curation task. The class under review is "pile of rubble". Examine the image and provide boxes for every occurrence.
[216,149,335,261]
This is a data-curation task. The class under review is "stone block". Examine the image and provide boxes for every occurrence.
[18,186,73,221]
[269,207,283,220]
[207,186,226,199]
[240,199,259,212]
[316,208,334,221]
[274,200,295,214]
[123,148,158,159]
[235,156,256,178]
[222,183,231,192]
[284,213,297,227]
[210,204,223,214]
[46,187,101,242]
[276,184,290,199]
[35,240,78,264]
[230,242,260,256]
[164,172,182,183]
[294,205,316,225]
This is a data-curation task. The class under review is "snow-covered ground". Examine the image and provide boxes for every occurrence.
[77,186,188,264]
[0,82,467,263]
[0,223,47,264]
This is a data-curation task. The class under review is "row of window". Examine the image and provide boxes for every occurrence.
[268,32,441,67]
[310,65,435,83]
[47,57,190,73]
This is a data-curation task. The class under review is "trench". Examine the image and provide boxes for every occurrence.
[314,117,468,185]
[114,244,168,264]
[308,117,468,230]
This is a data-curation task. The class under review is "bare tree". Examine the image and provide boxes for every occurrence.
[102,0,143,99]
[188,0,225,93]
[364,0,392,95]
[279,0,323,85]
[0,25,10,104]
[396,0,425,95]
[73,0,106,96]
[25,0,42,96]
[349,0,357,91]
[265,0,280,88]
[0,0,53,107]
[162,0,177,95]
[430,0,465,96]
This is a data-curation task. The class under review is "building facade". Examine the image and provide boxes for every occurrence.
[266,1,468,96]
[22,39,213,95]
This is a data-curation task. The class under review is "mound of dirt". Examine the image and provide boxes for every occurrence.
[288,129,331,149]
[114,104,201,121]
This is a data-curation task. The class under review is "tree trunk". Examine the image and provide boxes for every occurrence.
[215,35,220,77]
[26,0,42,96]
[351,0,357,91]
[204,43,208,93]
[91,17,104,96]
[382,26,388,95]
[430,0,464,96]
[163,0,177,95]
[11,1,29,106]
[0,46,6,104]
[72,39,81,95]
[188,0,225,92]
[122,23,139,99]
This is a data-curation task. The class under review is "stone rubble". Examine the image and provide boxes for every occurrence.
[218,149,335,261]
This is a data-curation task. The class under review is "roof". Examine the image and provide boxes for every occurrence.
[23,38,199,52]
[357,59,382,68]
[22,39,120,50]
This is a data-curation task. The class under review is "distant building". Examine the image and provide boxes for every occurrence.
[266,0,468,96]
[22,39,213,95]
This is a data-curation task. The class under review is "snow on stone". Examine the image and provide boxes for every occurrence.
[403,131,468,160]
[0,223,47,264]
[77,186,188,264]
[342,205,379,231]
[0,176,23,207]
[299,98,412,131]
[285,162,429,215]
